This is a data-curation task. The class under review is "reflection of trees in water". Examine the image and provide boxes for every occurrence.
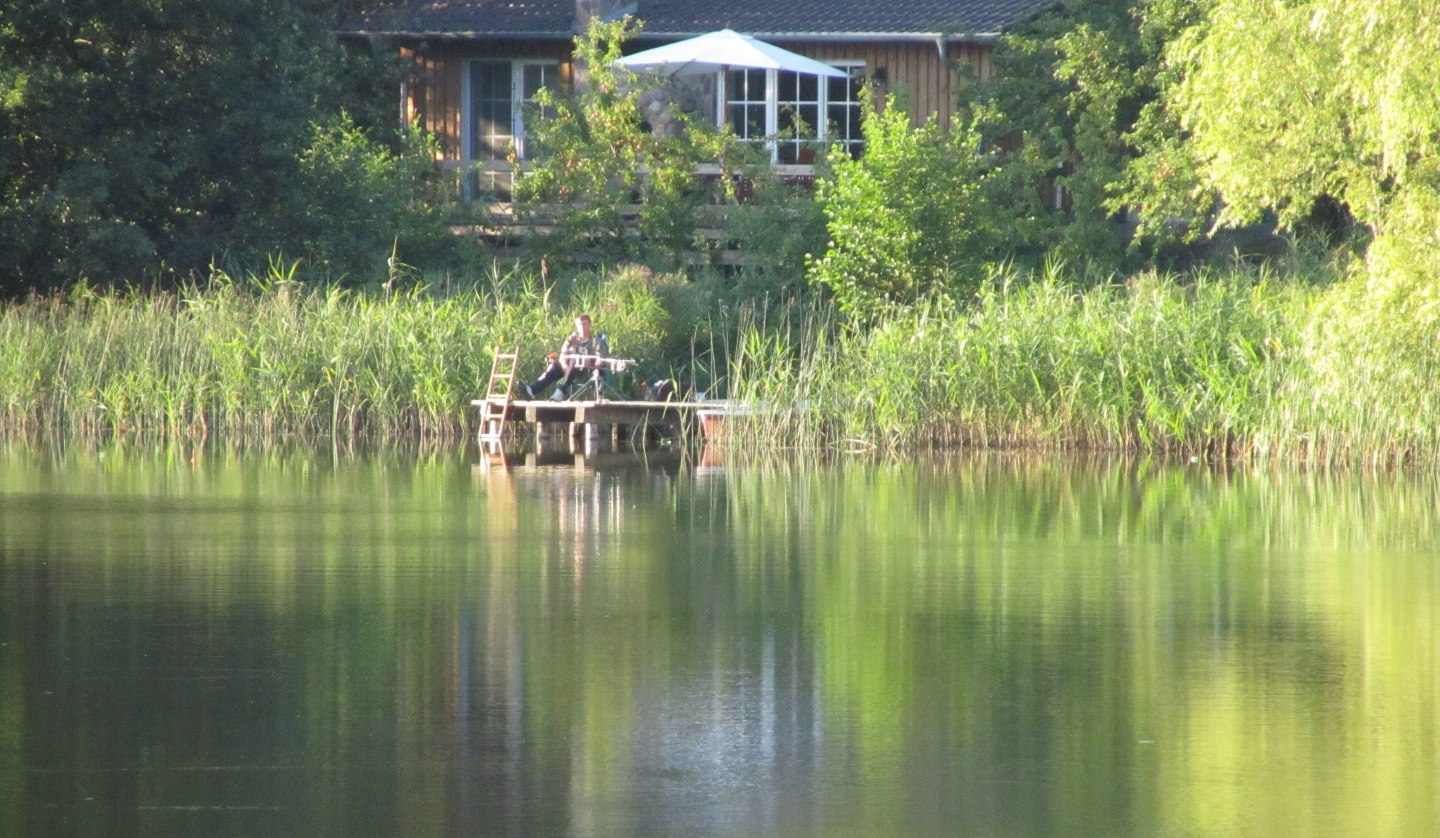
[718,455,1440,835]
[4,447,1440,835]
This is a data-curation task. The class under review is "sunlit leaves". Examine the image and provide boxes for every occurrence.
[1176,0,1440,235]
[808,89,998,316]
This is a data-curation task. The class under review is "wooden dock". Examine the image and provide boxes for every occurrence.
[472,397,706,441]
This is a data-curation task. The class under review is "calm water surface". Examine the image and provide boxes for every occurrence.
[1,441,1438,837]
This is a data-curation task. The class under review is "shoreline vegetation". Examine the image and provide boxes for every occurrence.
[9,7,1439,468]
[4,256,1438,468]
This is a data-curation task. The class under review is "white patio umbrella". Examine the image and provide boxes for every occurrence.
[613,29,847,79]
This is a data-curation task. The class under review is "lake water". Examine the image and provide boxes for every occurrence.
[1,440,1437,837]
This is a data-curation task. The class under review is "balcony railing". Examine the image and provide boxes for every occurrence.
[436,160,819,204]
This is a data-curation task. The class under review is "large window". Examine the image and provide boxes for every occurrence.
[726,69,768,146]
[825,66,865,160]
[776,71,821,163]
[723,63,865,163]
[465,59,559,197]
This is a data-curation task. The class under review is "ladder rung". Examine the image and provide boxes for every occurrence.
[478,344,521,440]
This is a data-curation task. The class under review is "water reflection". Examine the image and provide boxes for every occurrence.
[474,436,687,476]
[1,442,1438,836]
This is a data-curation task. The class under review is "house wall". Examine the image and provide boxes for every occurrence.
[787,40,992,128]
[401,40,575,161]
[400,37,991,163]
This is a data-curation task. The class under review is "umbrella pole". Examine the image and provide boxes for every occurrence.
[717,66,728,129]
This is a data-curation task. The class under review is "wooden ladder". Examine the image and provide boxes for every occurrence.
[478,344,521,442]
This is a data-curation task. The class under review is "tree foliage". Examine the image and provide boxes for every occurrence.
[0,0,417,294]
[290,114,448,278]
[1174,0,1440,238]
[808,89,1000,316]
[1174,0,1440,447]
[513,18,754,267]
[965,0,1214,265]
[1109,0,1215,247]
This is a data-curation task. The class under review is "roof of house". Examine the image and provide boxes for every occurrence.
[341,0,1055,41]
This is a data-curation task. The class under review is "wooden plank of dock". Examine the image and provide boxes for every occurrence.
[470,397,705,437]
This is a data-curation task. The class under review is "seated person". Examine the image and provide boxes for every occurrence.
[522,314,609,399]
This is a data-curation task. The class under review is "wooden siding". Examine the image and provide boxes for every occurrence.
[402,40,575,162]
[790,40,991,128]
[401,37,992,163]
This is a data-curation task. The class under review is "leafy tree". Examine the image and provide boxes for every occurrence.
[808,89,1000,316]
[0,0,412,294]
[287,113,449,279]
[513,17,751,267]
[1175,1,1440,430]
[970,0,1137,265]
[1173,0,1440,239]
[964,0,1214,265]
[1111,0,1215,247]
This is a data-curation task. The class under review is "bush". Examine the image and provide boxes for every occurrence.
[283,113,450,281]
[722,165,829,293]
[807,89,1002,316]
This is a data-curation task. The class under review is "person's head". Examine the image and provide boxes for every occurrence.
[574,314,592,338]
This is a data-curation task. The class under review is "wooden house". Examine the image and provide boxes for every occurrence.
[340,0,1053,197]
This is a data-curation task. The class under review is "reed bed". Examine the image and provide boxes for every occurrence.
[6,256,1439,465]
[0,263,662,442]
[721,262,1440,465]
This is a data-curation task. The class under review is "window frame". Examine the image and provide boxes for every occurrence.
[462,59,515,165]
[461,57,561,198]
[716,61,866,163]
[462,58,562,163]
[514,60,559,160]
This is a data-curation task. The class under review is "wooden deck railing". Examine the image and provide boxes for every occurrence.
[435,160,819,202]
[437,161,816,268]
[449,203,771,267]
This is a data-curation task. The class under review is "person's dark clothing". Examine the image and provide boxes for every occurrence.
[528,363,588,397]
[525,330,607,398]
